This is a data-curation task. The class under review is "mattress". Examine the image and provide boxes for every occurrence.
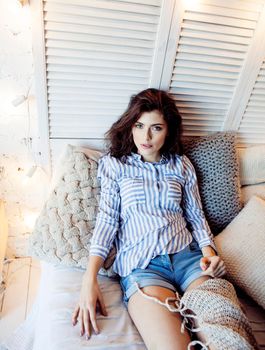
[0,261,146,350]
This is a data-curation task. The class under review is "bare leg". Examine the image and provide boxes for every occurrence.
[128,286,191,350]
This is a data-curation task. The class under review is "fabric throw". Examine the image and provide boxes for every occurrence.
[180,278,258,350]
[214,195,265,309]
[28,145,115,276]
[183,132,242,234]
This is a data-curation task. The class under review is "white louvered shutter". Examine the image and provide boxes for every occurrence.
[43,0,163,141]
[162,0,264,137]
[238,59,265,144]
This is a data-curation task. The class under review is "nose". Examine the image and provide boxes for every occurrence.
[144,128,152,141]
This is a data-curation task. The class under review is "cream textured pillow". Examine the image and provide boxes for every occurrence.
[214,195,265,309]
[238,145,265,185]
[28,145,115,275]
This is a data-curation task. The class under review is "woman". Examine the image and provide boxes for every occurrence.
[72,89,256,349]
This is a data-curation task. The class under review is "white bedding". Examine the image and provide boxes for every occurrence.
[0,261,146,350]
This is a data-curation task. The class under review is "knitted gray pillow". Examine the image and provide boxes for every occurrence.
[182,132,242,234]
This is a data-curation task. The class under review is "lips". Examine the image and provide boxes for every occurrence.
[141,144,152,149]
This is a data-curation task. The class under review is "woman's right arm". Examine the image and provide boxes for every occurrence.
[72,255,108,339]
[72,155,121,339]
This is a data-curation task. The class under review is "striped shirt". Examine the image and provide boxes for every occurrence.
[90,152,215,277]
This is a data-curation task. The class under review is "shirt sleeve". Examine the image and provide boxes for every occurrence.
[182,155,216,250]
[89,155,120,260]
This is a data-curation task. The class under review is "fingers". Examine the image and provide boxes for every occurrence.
[80,309,85,337]
[83,309,91,339]
[201,256,226,278]
[72,305,80,326]
[89,306,99,335]
[98,294,108,317]
[200,257,210,271]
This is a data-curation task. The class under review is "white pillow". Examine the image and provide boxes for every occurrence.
[238,145,265,185]
[214,195,265,309]
[28,145,116,276]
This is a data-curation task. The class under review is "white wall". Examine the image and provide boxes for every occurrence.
[0,0,49,257]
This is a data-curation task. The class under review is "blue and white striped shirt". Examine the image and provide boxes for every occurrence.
[90,152,215,277]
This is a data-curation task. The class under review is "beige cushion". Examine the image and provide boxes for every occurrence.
[214,195,265,309]
[238,145,265,185]
[241,183,265,204]
[28,144,115,276]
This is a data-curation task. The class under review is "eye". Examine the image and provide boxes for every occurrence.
[152,126,162,131]
[134,123,143,129]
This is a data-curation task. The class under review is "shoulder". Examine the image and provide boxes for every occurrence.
[171,153,193,167]
[98,153,124,177]
[170,154,196,177]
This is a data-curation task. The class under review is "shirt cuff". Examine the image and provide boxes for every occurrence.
[196,236,217,252]
[89,244,110,260]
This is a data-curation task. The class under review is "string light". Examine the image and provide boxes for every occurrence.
[17,0,29,6]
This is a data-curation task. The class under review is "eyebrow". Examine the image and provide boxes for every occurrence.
[135,122,165,126]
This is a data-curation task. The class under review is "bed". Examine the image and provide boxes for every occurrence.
[0,261,145,350]
[1,134,265,350]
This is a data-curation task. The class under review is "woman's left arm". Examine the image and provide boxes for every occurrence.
[182,156,226,278]
[182,155,215,250]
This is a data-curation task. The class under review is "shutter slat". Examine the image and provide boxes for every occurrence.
[179,36,248,53]
[178,45,245,59]
[46,39,153,56]
[44,0,161,16]
[184,12,256,29]
[46,48,151,63]
[182,21,253,37]
[45,13,157,32]
[45,22,156,41]
[47,70,148,84]
[176,52,242,66]
[44,4,158,24]
[170,87,231,98]
[171,80,234,92]
[173,67,238,79]
[45,32,155,49]
[184,4,259,21]
[46,57,150,71]
[180,27,252,45]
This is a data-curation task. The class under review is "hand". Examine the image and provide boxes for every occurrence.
[200,255,226,278]
[72,277,107,340]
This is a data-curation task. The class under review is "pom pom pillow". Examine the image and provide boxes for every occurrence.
[214,195,265,309]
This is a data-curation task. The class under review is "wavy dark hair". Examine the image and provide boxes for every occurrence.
[105,88,183,159]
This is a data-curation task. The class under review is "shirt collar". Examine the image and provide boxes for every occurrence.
[130,152,169,165]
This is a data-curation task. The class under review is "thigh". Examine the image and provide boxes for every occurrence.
[128,285,190,350]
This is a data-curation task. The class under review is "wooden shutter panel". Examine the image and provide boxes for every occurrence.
[43,0,163,139]
[163,0,264,137]
[238,60,265,144]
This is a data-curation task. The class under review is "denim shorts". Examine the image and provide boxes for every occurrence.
[120,240,203,307]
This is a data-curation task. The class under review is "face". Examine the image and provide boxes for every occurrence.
[132,110,168,162]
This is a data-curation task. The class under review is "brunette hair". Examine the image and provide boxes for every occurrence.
[105,88,183,159]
